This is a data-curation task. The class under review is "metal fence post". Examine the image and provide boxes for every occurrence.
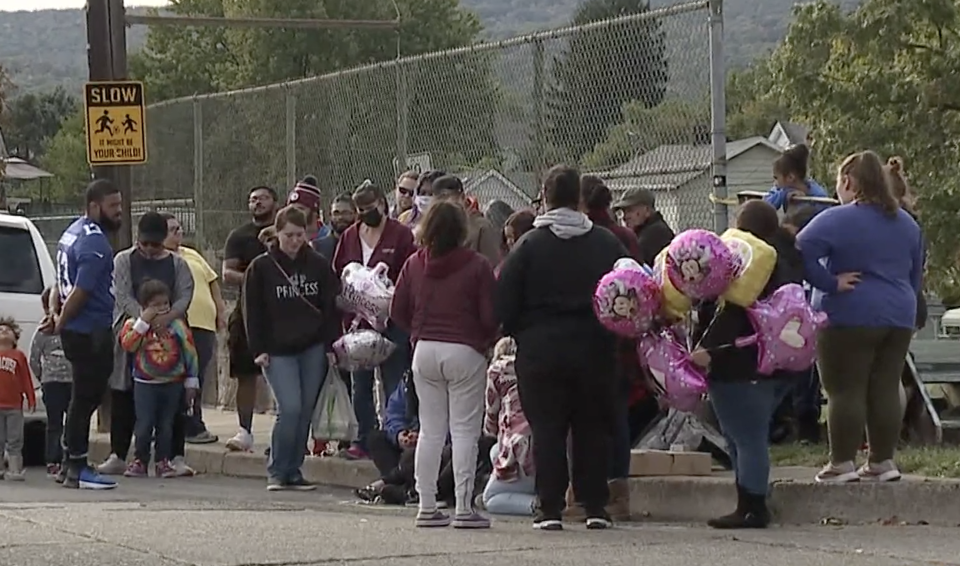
[533,38,545,185]
[396,59,409,172]
[708,0,728,233]
[192,97,206,249]
[285,86,297,188]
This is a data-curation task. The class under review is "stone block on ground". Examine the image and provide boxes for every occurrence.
[629,449,712,477]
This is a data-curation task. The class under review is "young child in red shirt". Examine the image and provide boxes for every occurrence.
[0,316,37,480]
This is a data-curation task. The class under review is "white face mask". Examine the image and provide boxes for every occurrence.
[415,196,433,211]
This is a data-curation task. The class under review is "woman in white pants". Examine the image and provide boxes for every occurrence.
[390,194,499,529]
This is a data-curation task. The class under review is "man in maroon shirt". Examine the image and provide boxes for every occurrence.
[333,181,416,460]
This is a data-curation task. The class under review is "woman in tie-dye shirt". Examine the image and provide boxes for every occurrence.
[481,337,535,515]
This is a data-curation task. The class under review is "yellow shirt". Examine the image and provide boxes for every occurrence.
[178,246,219,332]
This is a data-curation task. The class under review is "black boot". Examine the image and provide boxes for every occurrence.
[707,485,770,529]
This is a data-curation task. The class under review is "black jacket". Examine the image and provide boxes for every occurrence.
[496,224,627,363]
[634,212,675,267]
[243,245,341,357]
[693,230,802,383]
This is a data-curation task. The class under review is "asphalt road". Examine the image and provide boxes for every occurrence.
[2,473,960,566]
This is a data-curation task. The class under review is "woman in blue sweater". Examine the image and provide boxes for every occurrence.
[797,150,923,484]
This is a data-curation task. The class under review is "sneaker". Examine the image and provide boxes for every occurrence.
[415,509,452,528]
[73,466,118,490]
[266,477,286,492]
[97,454,127,476]
[342,445,368,460]
[474,494,486,511]
[225,429,254,452]
[185,430,219,445]
[857,460,902,482]
[533,512,563,531]
[46,463,61,479]
[5,456,24,481]
[355,484,381,502]
[155,459,177,479]
[814,461,860,483]
[171,456,196,477]
[123,459,148,478]
[286,477,317,491]
[453,511,491,529]
[585,510,613,530]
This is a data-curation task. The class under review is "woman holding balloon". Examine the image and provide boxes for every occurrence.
[688,200,803,529]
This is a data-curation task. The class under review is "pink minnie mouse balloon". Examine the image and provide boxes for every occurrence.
[665,229,739,300]
[637,331,708,413]
[737,283,828,375]
[593,263,662,337]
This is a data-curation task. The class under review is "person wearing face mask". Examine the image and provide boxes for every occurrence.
[97,211,197,479]
[313,193,357,261]
[243,206,341,491]
[797,150,923,484]
[399,170,446,229]
[392,171,418,220]
[333,181,417,460]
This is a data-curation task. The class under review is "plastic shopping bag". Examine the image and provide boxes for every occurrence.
[311,366,359,442]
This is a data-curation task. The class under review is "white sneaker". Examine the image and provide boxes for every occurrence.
[225,429,254,452]
[857,460,902,482]
[172,456,196,477]
[814,461,860,483]
[97,454,127,476]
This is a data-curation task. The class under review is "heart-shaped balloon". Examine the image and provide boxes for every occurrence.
[637,330,707,413]
[737,283,828,375]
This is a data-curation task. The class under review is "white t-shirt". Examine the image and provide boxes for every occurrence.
[361,239,374,266]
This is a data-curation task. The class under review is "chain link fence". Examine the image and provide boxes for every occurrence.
[33,0,726,255]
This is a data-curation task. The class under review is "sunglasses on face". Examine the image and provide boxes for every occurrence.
[397,186,415,196]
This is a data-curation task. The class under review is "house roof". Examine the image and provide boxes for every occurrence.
[774,121,810,146]
[602,137,782,192]
[2,157,53,181]
[463,169,532,211]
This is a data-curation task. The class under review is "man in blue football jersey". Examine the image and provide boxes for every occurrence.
[45,179,123,490]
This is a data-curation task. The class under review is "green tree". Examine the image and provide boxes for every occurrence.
[545,0,667,165]
[39,110,90,202]
[4,87,78,161]
[751,0,960,299]
[581,98,709,170]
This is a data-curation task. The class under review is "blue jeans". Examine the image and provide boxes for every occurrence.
[263,344,327,482]
[133,381,185,463]
[608,377,631,479]
[41,382,71,465]
[483,443,536,516]
[708,378,794,496]
[351,324,410,451]
[186,329,216,436]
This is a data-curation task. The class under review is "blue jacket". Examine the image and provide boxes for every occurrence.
[384,385,418,447]
[763,179,829,212]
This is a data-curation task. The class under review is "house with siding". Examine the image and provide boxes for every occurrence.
[600,136,783,231]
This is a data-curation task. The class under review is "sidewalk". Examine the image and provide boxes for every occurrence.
[88,410,960,526]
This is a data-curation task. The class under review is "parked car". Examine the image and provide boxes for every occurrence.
[0,212,57,465]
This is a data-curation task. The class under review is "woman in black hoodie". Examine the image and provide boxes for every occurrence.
[691,200,802,529]
[243,206,341,491]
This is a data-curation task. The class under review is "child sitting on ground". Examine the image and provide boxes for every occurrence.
[480,337,536,516]
[30,287,72,478]
[0,316,36,480]
[119,279,200,478]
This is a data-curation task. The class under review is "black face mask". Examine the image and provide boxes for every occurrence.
[359,208,383,227]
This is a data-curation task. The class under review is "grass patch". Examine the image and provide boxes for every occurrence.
[770,444,960,479]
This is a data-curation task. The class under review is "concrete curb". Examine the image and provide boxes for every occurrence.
[89,437,379,489]
[629,472,960,526]
[89,438,960,526]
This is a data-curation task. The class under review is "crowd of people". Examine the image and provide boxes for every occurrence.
[0,143,926,533]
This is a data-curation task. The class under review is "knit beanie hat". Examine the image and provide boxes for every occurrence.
[287,174,321,212]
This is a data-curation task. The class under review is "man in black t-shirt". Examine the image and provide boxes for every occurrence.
[221,186,278,452]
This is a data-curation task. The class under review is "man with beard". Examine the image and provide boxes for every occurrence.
[222,186,278,452]
[313,193,356,260]
[46,179,123,489]
[612,188,675,267]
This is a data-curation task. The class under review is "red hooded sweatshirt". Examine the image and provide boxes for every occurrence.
[390,247,498,354]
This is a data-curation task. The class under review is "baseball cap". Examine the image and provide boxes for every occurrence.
[612,187,656,210]
[137,211,168,245]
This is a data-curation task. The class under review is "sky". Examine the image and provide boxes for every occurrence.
[0,0,167,10]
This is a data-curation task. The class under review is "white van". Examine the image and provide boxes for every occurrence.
[0,212,57,436]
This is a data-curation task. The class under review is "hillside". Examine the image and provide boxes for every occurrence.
[0,0,854,95]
